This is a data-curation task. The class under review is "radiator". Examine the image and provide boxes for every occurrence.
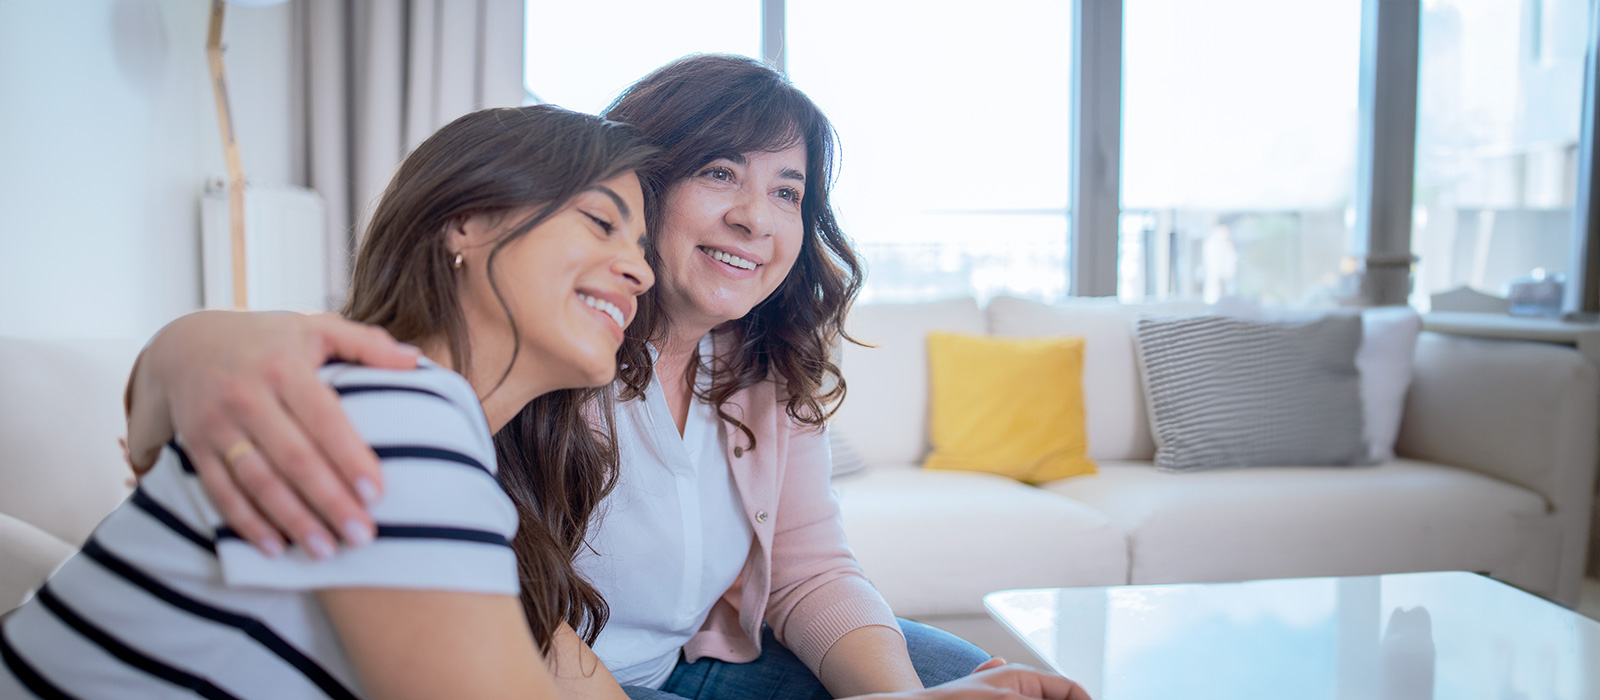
[200,183,330,311]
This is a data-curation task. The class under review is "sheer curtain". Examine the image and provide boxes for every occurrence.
[291,0,525,302]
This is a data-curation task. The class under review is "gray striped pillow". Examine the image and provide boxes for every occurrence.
[1133,313,1369,471]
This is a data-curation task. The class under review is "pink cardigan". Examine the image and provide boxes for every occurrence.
[679,373,902,674]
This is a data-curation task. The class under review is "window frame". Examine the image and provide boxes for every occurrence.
[690,0,1600,311]
[1084,0,1598,310]
[1570,0,1600,313]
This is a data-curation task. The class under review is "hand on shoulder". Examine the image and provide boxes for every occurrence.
[127,309,418,559]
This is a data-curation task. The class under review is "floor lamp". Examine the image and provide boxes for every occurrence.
[205,0,289,308]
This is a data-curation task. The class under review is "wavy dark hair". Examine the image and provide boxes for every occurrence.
[604,54,864,447]
[342,105,658,651]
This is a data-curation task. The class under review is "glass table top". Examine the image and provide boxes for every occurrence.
[984,572,1600,700]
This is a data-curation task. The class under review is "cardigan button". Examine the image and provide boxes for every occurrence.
[755,510,769,523]
[733,446,744,458]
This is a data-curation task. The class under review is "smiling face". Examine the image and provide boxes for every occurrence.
[452,171,653,391]
[651,144,808,333]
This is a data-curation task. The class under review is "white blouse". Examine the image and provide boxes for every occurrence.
[575,336,755,689]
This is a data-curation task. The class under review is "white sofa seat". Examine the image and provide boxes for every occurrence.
[835,462,1128,619]
[1045,460,1548,588]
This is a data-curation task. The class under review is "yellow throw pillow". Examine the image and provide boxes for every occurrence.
[924,332,1097,484]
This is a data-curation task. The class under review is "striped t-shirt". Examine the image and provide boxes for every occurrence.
[0,362,519,699]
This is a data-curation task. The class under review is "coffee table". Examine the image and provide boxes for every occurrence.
[984,572,1600,699]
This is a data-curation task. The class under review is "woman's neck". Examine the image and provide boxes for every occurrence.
[652,321,717,436]
[654,321,716,390]
[419,337,556,435]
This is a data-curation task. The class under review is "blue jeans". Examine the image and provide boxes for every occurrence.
[622,619,989,700]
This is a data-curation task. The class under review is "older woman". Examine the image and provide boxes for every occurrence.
[120,56,1087,700]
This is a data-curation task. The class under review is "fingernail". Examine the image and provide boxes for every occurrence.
[355,477,381,505]
[342,519,374,547]
[261,538,285,558]
[306,533,336,561]
[396,342,420,354]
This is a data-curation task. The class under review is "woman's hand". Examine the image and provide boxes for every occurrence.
[126,310,419,557]
[860,663,1092,700]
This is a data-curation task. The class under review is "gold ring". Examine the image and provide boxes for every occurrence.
[224,439,257,468]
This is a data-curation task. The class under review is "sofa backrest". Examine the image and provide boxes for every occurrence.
[987,296,1208,461]
[0,337,141,546]
[835,298,985,466]
[835,295,1208,466]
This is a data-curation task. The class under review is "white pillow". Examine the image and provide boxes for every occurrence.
[828,428,869,479]
[1211,298,1422,463]
[1357,307,1423,462]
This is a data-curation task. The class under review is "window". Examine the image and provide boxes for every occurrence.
[786,1,1073,304]
[523,2,1598,310]
[1119,0,1363,305]
[1409,0,1588,308]
[523,2,759,115]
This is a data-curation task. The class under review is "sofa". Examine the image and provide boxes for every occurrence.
[827,296,1599,652]
[0,337,144,613]
[2,296,1597,658]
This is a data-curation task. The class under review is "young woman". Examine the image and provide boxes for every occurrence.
[1,105,659,699]
[115,56,1090,700]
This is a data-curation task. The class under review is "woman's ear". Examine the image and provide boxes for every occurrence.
[444,216,472,258]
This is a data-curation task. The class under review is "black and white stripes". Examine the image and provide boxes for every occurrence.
[1,362,518,699]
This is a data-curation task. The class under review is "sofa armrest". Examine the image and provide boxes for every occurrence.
[1396,331,1599,602]
[0,511,74,614]
[0,336,141,545]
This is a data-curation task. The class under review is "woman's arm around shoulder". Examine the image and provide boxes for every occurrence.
[126,310,418,557]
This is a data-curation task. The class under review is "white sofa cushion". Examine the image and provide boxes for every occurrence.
[1356,308,1422,462]
[837,298,985,466]
[0,337,141,546]
[827,429,868,479]
[1045,461,1547,586]
[986,296,1207,462]
[835,462,1128,618]
[0,511,73,613]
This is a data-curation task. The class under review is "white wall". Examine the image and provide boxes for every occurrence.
[0,0,295,340]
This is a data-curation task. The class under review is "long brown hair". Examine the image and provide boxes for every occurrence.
[605,54,864,448]
[342,105,658,651]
